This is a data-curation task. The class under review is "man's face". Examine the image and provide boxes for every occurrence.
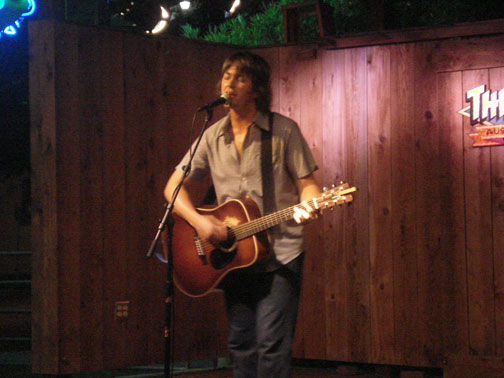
[221,64,257,110]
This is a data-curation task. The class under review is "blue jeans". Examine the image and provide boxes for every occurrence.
[222,253,304,378]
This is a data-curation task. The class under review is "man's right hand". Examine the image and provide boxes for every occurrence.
[194,214,229,246]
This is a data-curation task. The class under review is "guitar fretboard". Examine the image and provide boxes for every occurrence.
[224,185,355,241]
[229,198,317,241]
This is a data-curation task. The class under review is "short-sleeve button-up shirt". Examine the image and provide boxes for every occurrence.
[176,111,317,265]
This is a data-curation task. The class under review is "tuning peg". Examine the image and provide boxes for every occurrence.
[323,186,328,192]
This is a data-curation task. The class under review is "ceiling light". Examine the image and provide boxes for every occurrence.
[179,1,190,11]
[230,0,240,14]
[149,6,170,34]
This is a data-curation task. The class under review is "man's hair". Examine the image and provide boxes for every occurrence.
[218,51,272,113]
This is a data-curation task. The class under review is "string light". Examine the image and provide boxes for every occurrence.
[229,0,240,15]
[149,5,170,34]
[179,1,190,11]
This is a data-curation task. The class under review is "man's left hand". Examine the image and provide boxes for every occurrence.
[293,201,319,224]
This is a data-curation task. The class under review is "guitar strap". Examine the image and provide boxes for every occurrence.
[261,112,276,215]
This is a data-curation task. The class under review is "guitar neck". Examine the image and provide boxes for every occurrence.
[231,199,316,241]
[230,184,355,241]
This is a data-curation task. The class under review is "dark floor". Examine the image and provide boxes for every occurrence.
[0,353,444,378]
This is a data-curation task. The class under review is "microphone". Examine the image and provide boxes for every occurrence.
[197,93,231,112]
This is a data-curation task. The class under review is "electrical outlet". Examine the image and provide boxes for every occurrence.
[115,301,130,319]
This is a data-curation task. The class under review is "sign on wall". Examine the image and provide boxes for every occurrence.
[0,0,36,38]
[459,85,504,147]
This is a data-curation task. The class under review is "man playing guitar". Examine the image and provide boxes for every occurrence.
[164,51,321,378]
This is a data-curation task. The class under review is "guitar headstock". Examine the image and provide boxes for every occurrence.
[317,182,357,211]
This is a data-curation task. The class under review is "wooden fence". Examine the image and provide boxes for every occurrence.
[29,19,504,376]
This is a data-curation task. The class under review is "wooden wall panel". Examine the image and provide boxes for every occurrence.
[462,69,495,356]
[123,33,158,368]
[413,42,444,366]
[29,21,233,374]
[431,34,504,73]
[436,70,468,358]
[54,22,82,374]
[367,45,394,363]
[321,48,346,362]
[100,29,129,370]
[299,49,324,359]
[321,47,371,362]
[29,19,504,376]
[489,68,504,356]
[29,19,60,374]
[389,43,418,365]
[342,47,371,363]
[78,25,106,372]
[273,45,326,359]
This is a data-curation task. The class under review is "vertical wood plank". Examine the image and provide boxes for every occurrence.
[414,41,443,365]
[297,46,325,359]
[462,69,495,356]
[436,70,468,358]
[54,22,82,373]
[77,25,106,372]
[342,46,371,363]
[277,46,325,358]
[389,43,418,365]
[99,29,129,369]
[322,49,346,361]
[321,46,371,363]
[489,67,504,356]
[367,45,394,364]
[278,46,302,124]
[29,19,60,374]
[144,38,171,365]
[123,32,156,367]
[253,48,280,113]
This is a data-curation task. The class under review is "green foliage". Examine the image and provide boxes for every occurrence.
[180,23,201,39]
[182,0,311,46]
[180,0,504,46]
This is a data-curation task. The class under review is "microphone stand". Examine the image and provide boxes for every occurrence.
[146,108,215,378]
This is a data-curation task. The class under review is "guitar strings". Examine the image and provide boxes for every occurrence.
[226,198,320,241]
[195,188,350,252]
[196,200,319,252]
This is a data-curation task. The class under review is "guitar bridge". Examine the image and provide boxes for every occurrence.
[193,234,208,265]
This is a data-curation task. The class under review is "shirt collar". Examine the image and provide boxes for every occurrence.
[217,111,271,142]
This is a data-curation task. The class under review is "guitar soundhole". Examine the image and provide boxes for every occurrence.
[219,228,236,251]
[210,248,237,270]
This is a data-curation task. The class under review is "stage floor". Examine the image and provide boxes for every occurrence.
[0,352,444,378]
[174,366,443,378]
[176,367,376,377]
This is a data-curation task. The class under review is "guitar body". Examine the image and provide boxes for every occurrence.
[166,182,356,298]
[171,197,270,297]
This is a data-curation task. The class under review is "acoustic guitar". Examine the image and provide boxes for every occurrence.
[168,183,356,297]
